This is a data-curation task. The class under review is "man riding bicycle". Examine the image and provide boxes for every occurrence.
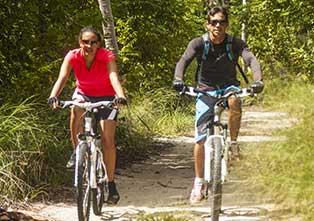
[173,6,264,204]
[48,26,126,205]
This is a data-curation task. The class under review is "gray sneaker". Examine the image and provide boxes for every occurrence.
[66,152,76,169]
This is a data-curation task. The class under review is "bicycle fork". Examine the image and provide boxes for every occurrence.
[74,140,108,188]
[204,135,228,184]
[73,139,96,188]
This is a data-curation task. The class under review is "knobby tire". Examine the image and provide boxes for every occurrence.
[211,137,223,221]
[92,151,106,215]
[77,143,91,221]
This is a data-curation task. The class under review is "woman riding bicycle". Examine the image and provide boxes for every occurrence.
[48,26,126,205]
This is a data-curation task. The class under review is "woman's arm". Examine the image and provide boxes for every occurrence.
[48,57,72,108]
[108,60,126,99]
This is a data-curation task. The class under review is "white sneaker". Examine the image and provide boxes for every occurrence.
[189,184,205,204]
[229,141,240,161]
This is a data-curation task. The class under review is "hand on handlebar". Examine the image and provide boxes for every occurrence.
[114,97,127,106]
[172,79,185,93]
[250,80,264,94]
[47,97,59,109]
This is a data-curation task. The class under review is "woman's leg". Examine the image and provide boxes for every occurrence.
[70,106,85,149]
[99,119,120,204]
[66,106,84,168]
[99,120,117,182]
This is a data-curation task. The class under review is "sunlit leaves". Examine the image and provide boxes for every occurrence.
[230,0,314,78]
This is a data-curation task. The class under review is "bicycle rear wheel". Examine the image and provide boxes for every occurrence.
[92,151,107,215]
[77,143,91,221]
[211,137,223,221]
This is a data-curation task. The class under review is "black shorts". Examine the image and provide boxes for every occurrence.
[72,90,118,121]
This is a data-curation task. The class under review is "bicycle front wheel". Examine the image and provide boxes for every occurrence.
[211,137,223,221]
[77,143,91,221]
[92,151,107,215]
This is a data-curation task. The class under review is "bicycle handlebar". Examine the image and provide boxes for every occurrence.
[180,86,255,99]
[59,100,116,110]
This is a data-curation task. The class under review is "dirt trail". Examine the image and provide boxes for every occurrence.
[21,107,295,221]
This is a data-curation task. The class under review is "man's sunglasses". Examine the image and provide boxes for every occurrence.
[82,39,98,46]
[209,19,227,26]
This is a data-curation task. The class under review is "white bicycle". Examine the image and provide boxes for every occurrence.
[182,86,256,221]
[60,100,118,221]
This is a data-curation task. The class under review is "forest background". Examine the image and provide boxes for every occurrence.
[0,0,313,219]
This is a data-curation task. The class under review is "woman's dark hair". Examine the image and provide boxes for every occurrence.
[207,6,229,23]
[78,26,102,43]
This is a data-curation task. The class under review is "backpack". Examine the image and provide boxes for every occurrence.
[196,33,249,85]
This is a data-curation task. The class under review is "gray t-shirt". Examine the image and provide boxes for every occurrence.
[174,34,262,88]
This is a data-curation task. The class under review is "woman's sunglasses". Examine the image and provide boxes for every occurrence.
[82,39,98,46]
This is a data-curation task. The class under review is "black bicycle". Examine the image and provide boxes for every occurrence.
[60,100,118,221]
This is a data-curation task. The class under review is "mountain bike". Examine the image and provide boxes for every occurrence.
[181,85,255,221]
[60,100,118,221]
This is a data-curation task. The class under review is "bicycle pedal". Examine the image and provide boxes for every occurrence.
[98,177,107,183]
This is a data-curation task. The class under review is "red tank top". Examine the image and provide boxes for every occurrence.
[65,48,116,96]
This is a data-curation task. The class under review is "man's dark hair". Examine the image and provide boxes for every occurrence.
[207,6,229,23]
[78,26,102,43]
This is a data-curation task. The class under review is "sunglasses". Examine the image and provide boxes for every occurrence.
[82,39,98,46]
[209,19,227,26]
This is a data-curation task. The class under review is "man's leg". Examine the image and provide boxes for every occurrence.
[99,120,120,204]
[190,139,206,204]
[228,96,242,160]
[194,139,205,178]
[190,94,216,204]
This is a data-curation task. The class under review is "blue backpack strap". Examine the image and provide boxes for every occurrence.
[226,34,249,84]
[202,33,211,60]
[225,34,234,61]
[196,33,211,83]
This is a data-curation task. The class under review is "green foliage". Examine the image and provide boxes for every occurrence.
[230,0,314,79]
[0,0,102,103]
[113,0,205,94]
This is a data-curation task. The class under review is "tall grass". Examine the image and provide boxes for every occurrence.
[0,99,60,203]
[244,80,314,219]
[127,87,194,137]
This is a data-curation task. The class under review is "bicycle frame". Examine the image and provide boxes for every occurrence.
[65,103,110,189]
[60,101,117,189]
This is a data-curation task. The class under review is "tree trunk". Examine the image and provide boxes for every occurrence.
[97,0,119,60]
[241,0,247,72]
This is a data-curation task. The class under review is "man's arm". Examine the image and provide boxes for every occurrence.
[241,47,264,93]
[174,38,200,81]
[241,47,262,81]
